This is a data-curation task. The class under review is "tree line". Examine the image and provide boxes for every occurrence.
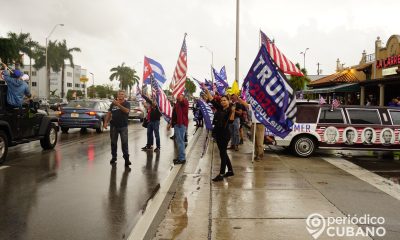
[0,31,80,98]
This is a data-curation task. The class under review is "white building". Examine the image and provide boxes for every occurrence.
[20,65,86,99]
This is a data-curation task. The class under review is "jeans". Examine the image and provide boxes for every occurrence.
[110,126,129,160]
[174,125,187,161]
[147,120,160,148]
[229,118,240,146]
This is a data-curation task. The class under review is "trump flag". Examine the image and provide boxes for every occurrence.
[242,45,297,138]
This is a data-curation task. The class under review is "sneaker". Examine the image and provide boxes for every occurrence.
[154,147,160,152]
[125,160,132,167]
[224,171,234,178]
[235,145,239,151]
[212,174,224,182]
[141,145,152,151]
[173,159,186,165]
[110,158,117,164]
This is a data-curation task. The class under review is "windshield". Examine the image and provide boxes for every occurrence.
[66,100,97,108]
[128,101,140,108]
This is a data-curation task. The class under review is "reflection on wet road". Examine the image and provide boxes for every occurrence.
[0,120,186,240]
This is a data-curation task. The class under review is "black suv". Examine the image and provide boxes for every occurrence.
[0,83,59,164]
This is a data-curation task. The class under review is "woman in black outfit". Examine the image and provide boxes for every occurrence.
[205,89,236,182]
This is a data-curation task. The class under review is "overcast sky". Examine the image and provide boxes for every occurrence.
[1,0,399,89]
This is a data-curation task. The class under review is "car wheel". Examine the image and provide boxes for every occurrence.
[61,127,69,133]
[0,131,9,164]
[96,120,104,133]
[290,135,316,157]
[40,123,58,150]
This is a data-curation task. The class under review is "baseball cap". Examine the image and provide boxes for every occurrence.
[12,69,23,78]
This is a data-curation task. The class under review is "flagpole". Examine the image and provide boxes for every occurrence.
[252,29,262,163]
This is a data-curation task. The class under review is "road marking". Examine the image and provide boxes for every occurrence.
[323,157,400,201]
[0,166,10,171]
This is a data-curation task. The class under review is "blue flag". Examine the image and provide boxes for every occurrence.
[242,45,297,138]
[197,99,214,131]
[213,67,229,95]
[204,79,214,92]
[219,66,227,81]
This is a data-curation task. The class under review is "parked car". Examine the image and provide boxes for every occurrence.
[58,99,110,133]
[127,100,145,122]
[0,83,59,164]
[266,103,400,157]
[48,97,68,111]
[32,97,50,111]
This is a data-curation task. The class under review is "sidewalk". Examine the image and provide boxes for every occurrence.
[151,130,400,240]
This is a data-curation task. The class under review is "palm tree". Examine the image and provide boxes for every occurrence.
[7,32,39,66]
[109,63,140,97]
[289,63,311,91]
[32,40,62,97]
[57,40,81,98]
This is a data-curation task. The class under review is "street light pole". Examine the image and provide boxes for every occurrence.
[235,0,240,87]
[300,48,309,70]
[45,23,64,99]
[29,47,33,92]
[89,72,95,98]
[200,45,214,84]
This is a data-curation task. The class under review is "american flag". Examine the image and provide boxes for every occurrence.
[151,74,172,122]
[260,30,303,77]
[171,35,188,98]
[136,84,143,101]
[332,99,340,109]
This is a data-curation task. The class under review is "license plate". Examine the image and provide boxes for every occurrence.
[71,113,79,118]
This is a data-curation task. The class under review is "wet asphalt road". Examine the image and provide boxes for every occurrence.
[0,120,191,240]
[332,150,400,185]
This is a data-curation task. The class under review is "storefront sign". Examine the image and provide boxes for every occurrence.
[376,54,400,69]
[382,66,398,76]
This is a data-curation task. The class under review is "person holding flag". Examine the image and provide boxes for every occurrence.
[141,94,162,152]
[168,93,189,165]
[203,89,236,182]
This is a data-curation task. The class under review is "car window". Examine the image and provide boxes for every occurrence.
[129,101,140,109]
[296,106,319,123]
[67,100,97,108]
[389,111,400,125]
[318,108,345,124]
[347,109,381,124]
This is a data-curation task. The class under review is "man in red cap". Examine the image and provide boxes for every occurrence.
[168,93,189,164]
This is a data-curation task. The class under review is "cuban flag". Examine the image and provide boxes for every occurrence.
[242,45,297,138]
[143,56,167,86]
[212,67,229,95]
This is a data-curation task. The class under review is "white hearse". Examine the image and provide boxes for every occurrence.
[266,102,400,157]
